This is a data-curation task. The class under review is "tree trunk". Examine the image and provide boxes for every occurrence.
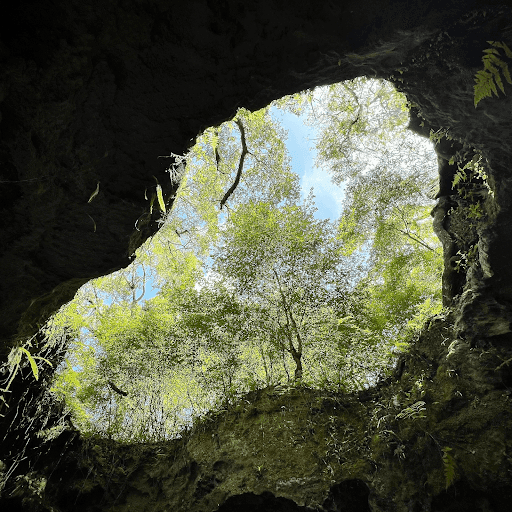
[290,348,303,381]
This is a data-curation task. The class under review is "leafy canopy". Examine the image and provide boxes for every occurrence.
[44,77,441,442]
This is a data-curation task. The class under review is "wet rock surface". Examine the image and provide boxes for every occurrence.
[1,1,512,510]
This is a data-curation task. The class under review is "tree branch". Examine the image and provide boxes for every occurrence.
[393,205,437,252]
[108,380,128,397]
[272,269,303,358]
[134,264,147,303]
[220,119,248,210]
[396,227,436,252]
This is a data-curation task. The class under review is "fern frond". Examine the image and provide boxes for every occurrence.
[474,70,494,106]
[452,168,466,188]
[442,447,456,489]
[487,54,509,92]
[490,40,512,59]
[503,64,512,86]
[474,41,512,107]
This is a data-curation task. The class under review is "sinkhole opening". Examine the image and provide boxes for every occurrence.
[42,77,441,442]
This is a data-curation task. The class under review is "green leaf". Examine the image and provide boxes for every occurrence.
[20,347,39,381]
[474,42,512,106]
[503,63,512,85]
[490,40,512,59]
[34,355,53,367]
[156,184,166,214]
[88,182,100,203]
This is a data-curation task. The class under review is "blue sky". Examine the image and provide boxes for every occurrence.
[116,110,336,304]
[270,108,345,220]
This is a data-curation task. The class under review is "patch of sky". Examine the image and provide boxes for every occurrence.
[270,106,346,220]
[94,80,437,304]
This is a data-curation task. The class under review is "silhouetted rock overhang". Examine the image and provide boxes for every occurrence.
[2,1,512,510]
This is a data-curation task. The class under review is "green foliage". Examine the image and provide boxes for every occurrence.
[452,154,494,202]
[170,107,299,255]
[336,170,442,352]
[214,197,352,381]
[48,78,442,442]
[18,348,52,382]
[1,338,53,417]
[474,41,512,107]
[292,78,412,185]
[395,400,426,420]
[280,79,442,352]
[442,447,456,489]
[450,153,492,230]
[467,202,482,219]
[453,243,479,274]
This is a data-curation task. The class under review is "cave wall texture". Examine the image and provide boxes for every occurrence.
[1,0,512,510]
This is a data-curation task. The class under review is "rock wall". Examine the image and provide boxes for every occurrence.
[6,317,512,511]
[1,1,512,510]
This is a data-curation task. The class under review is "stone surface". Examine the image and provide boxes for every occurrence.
[1,1,512,510]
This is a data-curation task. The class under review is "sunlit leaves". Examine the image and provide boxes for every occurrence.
[156,184,166,213]
[169,107,301,255]
[213,197,354,380]
[50,77,442,442]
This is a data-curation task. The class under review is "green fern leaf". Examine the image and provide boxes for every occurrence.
[490,54,512,90]
[495,72,505,94]
[442,447,456,489]
[489,53,506,67]
[489,74,499,96]
[490,40,512,59]
[502,63,512,85]
[474,70,494,106]
[474,41,512,106]
[484,58,504,94]
[452,168,466,188]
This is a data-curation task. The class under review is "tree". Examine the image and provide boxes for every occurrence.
[167,107,300,255]
[214,197,348,381]
[277,77,442,347]
[49,237,205,441]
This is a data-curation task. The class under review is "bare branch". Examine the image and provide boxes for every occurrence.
[220,119,248,209]
[396,227,437,252]
[134,264,147,303]
[108,380,128,397]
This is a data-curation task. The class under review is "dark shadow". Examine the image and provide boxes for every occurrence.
[217,479,371,512]
[217,491,313,512]
[431,481,512,512]
[323,479,371,512]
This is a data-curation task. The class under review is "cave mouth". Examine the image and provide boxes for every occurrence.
[41,77,441,443]
[3,3,512,511]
